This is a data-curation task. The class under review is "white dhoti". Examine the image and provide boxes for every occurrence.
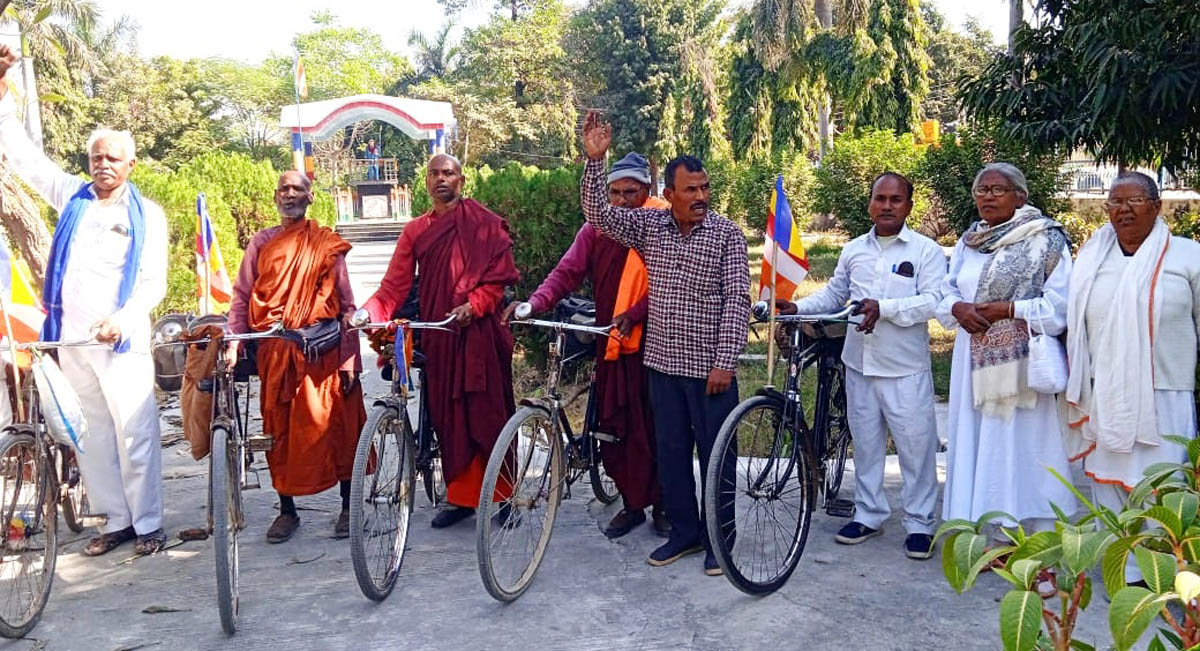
[844,367,940,535]
[59,347,162,534]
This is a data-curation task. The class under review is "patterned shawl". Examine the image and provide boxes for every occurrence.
[963,204,1069,419]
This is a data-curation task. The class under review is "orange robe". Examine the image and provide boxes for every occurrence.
[247,219,367,496]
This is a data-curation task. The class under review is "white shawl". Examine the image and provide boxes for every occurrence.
[1065,218,1170,454]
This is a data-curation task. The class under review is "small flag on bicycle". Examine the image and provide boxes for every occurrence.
[195,193,234,312]
[758,174,810,302]
[393,323,414,391]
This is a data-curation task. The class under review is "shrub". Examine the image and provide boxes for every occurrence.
[812,129,927,237]
[723,151,817,236]
[917,123,1069,235]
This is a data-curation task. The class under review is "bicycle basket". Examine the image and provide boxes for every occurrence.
[152,313,190,392]
[555,296,597,362]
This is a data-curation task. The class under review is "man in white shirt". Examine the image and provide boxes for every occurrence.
[780,172,944,559]
[0,45,169,556]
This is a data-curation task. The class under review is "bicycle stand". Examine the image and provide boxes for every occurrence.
[825,498,855,518]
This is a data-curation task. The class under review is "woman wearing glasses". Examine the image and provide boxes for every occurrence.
[1065,172,1200,582]
[936,163,1077,530]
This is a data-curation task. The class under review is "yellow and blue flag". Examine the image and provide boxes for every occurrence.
[195,194,234,311]
[0,235,46,353]
[759,175,810,302]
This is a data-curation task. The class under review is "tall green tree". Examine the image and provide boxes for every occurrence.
[436,0,528,21]
[959,0,1200,171]
[855,0,929,133]
[267,12,413,101]
[920,8,996,125]
[407,21,459,86]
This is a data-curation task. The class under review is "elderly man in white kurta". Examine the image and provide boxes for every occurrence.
[0,46,169,556]
[1066,172,1200,584]
[780,173,945,560]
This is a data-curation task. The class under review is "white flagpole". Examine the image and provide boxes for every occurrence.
[766,241,778,388]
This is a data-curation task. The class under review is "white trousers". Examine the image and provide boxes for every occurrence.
[845,367,940,535]
[59,348,162,534]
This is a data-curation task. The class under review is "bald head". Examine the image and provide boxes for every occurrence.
[426,153,465,210]
[275,170,314,223]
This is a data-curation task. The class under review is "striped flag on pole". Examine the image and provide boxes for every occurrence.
[758,175,810,302]
[293,53,309,100]
[0,236,46,345]
[196,193,234,312]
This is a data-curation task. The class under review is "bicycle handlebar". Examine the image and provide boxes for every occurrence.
[752,300,860,324]
[348,315,456,333]
[509,318,615,338]
[0,338,102,353]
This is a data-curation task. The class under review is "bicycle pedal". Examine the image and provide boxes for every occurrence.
[79,513,108,528]
[825,499,855,518]
[592,432,618,443]
[247,435,274,452]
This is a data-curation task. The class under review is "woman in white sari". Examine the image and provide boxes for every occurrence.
[1066,172,1200,580]
[937,163,1077,529]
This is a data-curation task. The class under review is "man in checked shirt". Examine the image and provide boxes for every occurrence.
[580,111,750,576]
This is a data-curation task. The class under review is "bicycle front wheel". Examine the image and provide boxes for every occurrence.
[476,406,564,602]
[705,396,815,596]
[350,405,415,602]
[210,425,240,635]
[0,433,56,638]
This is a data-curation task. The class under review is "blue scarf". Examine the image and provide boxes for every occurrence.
[41,182,146,353]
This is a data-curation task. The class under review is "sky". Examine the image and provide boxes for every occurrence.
[96,0,1014,64]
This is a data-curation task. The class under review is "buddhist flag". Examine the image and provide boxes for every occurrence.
[195,194,234,311]
[758,175,810,302]
[0,235,46,345]
[293,53,309,100]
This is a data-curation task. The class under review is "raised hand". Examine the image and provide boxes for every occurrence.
[582,110,612,161]
[0,44,17,82]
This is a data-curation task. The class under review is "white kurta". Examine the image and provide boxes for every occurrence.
[936,239,1078,523]
[0,92,168,534]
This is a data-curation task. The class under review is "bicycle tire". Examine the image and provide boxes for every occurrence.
[705,395,815,596]
[210,425,239,635]
[587,441,618,505]
[350,405,415,602]
[818,368,851,502]
[59,449,86,534]
[0,433,57,638]
[476,406,564,602]
[422,457,446,507]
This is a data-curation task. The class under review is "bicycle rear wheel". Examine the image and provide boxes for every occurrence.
[350,405,415,602]
[705,396,815,596]
[58,448,87,534]
[210,425,240,634]
[476,406,564,602]
[819,369,851,502]
[588,450,618,505]
[0,433,56,638]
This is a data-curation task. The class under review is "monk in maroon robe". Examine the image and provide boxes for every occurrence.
[503,152,668,539]
[361,154,519,529]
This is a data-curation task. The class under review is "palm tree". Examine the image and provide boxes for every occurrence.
[408,21,458,85]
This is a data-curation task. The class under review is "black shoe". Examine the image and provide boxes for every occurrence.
[704,552,723,576]
[904,533,935,560]
[603,509,646,539]
[333,510,350,539]
[651,506,671,539]
[431,506,475,529]
[491,503,520,529]
[647,539,704,567]
[266,513,300,544]
[835,522,882,545]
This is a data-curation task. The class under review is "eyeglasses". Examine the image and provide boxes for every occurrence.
[1103,196,1153,211]
[973,185,1014,198]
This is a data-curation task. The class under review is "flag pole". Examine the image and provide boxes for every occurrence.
[766,242,778,388]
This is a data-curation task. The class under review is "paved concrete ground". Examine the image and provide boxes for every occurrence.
[3,242,1121,650]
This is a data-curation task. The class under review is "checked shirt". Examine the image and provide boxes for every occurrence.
[581,158,750,380]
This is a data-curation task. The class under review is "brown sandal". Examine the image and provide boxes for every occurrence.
[82,526,136,557]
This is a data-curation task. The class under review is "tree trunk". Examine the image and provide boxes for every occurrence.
[0,160,51,289]
[815,0,834,161]
[1008,0,1023,56]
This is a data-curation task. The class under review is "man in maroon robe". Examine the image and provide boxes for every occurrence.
[502,152,669,539]
[360,153,520,529]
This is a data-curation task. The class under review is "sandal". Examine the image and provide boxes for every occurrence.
[134,529,168,555]
[82,526,136,557]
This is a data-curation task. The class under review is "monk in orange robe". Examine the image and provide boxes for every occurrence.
[362,154,519,529]
[227,171,366,543]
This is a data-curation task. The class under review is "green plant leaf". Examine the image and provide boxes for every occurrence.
[1147,636,1166,651]
[1109,586,1170,651]
[1142,506,1185,541]
[942,532,965,593]
[953,532,989,586]
[1011,531,1063,567]
[1011,558,1043,590]
[1069,640,1096,651]
[1078,571,1093,610]
[962,546,1016,592]
[38,93,66,104]
[1129,465,1186,508]
[976,510,1018,529]
[1163,491,1199,529]
[934,519,980,546]
[1134,547,1177,593]
[1000,590,1044,651]
[1187,437,1200,468]
[32,5,52,25]
[1103,537,1138,600]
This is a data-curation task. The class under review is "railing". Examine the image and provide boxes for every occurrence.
[323,158,400,184]
[1063,161,1194,194]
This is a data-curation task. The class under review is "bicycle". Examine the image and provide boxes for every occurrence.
[344,314,455,602]
[704,301,858,595]
[0,338,107,638]
[475,316,619,603]
[156,319,287,635]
